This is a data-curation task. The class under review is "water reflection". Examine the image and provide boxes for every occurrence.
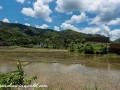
[24,62,120,90]
[0,51,120,89]
[0,60,16,73]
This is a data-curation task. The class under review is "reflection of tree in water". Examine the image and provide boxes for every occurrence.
[83,54,95,60]
[68,53,95,60]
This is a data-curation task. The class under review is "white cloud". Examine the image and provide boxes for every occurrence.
[16,0,25,3]
[56,0,120,24]
[21,0,52,22]
[3,18,10,23]
[42,0,53,3]
[90,16,101,25]
[108,18,120,25]
[65,12,87,24]
[56,0,120,40]
[60,23,111,39]
[0,6,2,9]
[56,0,120,13]
[81,27,101,34]
[90,11,120,25]
[54,26,60,31]
[15,21,18,23]
[61,23,79,31]
[35,24,49,29]
[81,24,110,37]
[55,0,101,13]
[81,24,120,41]
[25,23,30,26]
[99,24,111,37]
[110,29,120,41]
[55,0,83,14]
[87,0,120,24]
[21,8,35,17]
[60,21,120,41]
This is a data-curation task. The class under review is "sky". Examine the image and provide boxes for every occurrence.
[0,0,120,41]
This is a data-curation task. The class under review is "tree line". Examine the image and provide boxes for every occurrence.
[68,42,109,54]
[0,21,110,54]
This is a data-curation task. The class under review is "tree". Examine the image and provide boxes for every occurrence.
[84,43,94,54]
[68,42,75,52]
[77,43,84,53]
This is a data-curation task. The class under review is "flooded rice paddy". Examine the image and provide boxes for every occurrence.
[0,47,120,90]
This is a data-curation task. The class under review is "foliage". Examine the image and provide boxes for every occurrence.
[77,43,85,53]
[84,43,94,54]
[0,21,109,49]
[0,61,37,89]
[68,42,75,52]
[113,38,120,44]
[68,42,109,54]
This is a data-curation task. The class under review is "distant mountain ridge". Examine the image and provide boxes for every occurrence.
[112,38,120,44]
[0,21,113,47]
[0,21,52,35]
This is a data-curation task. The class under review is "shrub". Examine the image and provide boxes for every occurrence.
[0,61,37,89]
[84,43,94,54]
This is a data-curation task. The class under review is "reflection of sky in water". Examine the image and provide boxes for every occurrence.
[0,65,16,73]
[24,62,120,90]
[0,60,120,89]
[0,61,16,73]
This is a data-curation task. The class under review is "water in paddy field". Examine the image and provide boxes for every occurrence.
[0,51,120,90]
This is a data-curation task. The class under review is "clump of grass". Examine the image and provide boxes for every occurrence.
[82,84,101,90]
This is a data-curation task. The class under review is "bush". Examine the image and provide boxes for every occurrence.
[0,61,37,89]
[77,43,84,53]
[84,43,94,54]
[68,42,75,52]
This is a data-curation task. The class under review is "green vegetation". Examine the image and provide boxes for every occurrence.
[0,61,37,90]
[68,42,109,54]
[0,21,119,90]
[113,38,120,44]
[0,21,111,55]
[0,21,107,48]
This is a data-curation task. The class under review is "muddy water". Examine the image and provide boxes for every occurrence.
[0,52,120,90]
[25,62,120,90]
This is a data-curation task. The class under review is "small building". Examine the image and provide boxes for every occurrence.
[109,44,120,55]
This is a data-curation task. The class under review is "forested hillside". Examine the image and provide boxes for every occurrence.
[112,38,120,44]
[0,21,109,48]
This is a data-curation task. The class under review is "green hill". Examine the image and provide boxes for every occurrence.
[0,21,51,35]
[0,21,108,48]
[113,38,120,44]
